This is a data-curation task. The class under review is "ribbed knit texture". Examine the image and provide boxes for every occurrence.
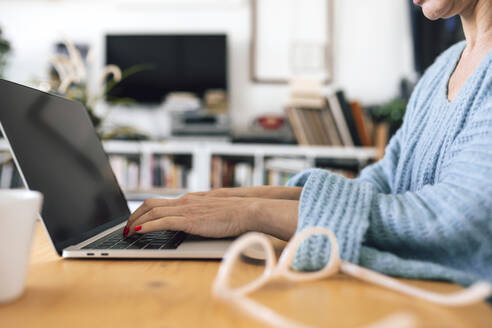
[287,41,492,289]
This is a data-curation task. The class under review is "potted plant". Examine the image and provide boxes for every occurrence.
[367,98,407,137]
[50,40,151,139]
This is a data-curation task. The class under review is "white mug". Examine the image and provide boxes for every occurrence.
[0,189,42,304]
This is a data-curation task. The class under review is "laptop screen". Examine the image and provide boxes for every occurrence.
[0,80,130,255]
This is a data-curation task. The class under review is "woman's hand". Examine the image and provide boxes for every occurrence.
[125,194,299,241]
[191,186,302,200]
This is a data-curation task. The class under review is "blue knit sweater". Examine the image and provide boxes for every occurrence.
[287,41,492,288]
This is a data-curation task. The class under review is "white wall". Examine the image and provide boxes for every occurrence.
[0,0,414,133]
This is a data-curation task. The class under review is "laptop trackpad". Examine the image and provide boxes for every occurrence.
[177,234,235,257]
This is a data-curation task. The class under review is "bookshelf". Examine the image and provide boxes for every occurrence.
[0,139,377,196]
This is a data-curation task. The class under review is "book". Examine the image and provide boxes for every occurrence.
[233,162,253,187]
[289,79,324,99]
[288,96,325,109]
[335,91,362,146]
[210,156,254,188]
[287,88,374,147]
[286,107,310,145]
[109,155,127,188]
[298,108,318,145]
[126,161,140,190]
[287,78,330,146]
[326,93,354,146]
[287,107,338,146]
[320,103,343,146]
[152,156,162,187]
[375,123,389,160]
[161,155,174,187]
[363,111,375,146]
[350,101,371,147]
[309,108,331,145]
[108,154,189,191]
[221,160,234,188]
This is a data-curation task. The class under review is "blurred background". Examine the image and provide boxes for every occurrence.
[0,0,463,197]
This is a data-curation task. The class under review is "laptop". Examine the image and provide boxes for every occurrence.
[0,79,233,259]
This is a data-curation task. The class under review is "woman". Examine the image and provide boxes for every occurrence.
[126,0,492,286]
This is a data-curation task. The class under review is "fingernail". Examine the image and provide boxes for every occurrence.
[134,226,142,232]
[123,226,129,237]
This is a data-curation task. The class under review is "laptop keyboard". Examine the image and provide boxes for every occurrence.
[82,227,186,250]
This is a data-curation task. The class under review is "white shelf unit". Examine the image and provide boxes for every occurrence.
[103,140,377,192]
[0,139,377,194]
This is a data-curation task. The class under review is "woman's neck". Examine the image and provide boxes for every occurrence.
[460,0,492,51]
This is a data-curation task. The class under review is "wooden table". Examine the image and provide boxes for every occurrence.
[1,222,491,328]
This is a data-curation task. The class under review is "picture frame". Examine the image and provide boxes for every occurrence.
[250,0,334,84]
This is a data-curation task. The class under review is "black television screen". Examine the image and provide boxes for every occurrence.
[105,34,228,104]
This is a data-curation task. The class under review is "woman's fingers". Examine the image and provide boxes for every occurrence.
[127,199,163,225]
[127,206,182,235]
[134,216,189,235]
[124,195,263,239]
[126,198,185,229]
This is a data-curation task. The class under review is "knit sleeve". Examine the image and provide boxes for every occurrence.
[286,169,377,267]
[286,99,492,280]
[355,128,402,193]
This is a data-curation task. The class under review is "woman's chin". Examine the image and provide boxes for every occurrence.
[421,4,447,20]
[422,11,441,20]
[418,0,458,20]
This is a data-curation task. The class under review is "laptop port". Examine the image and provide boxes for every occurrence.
[86,253,95,256]
[101,253,109,256]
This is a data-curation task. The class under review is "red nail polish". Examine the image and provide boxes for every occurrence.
[134,226,142,232]
[123,226,129,237]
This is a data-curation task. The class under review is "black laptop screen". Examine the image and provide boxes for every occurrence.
[0,80,130,254]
